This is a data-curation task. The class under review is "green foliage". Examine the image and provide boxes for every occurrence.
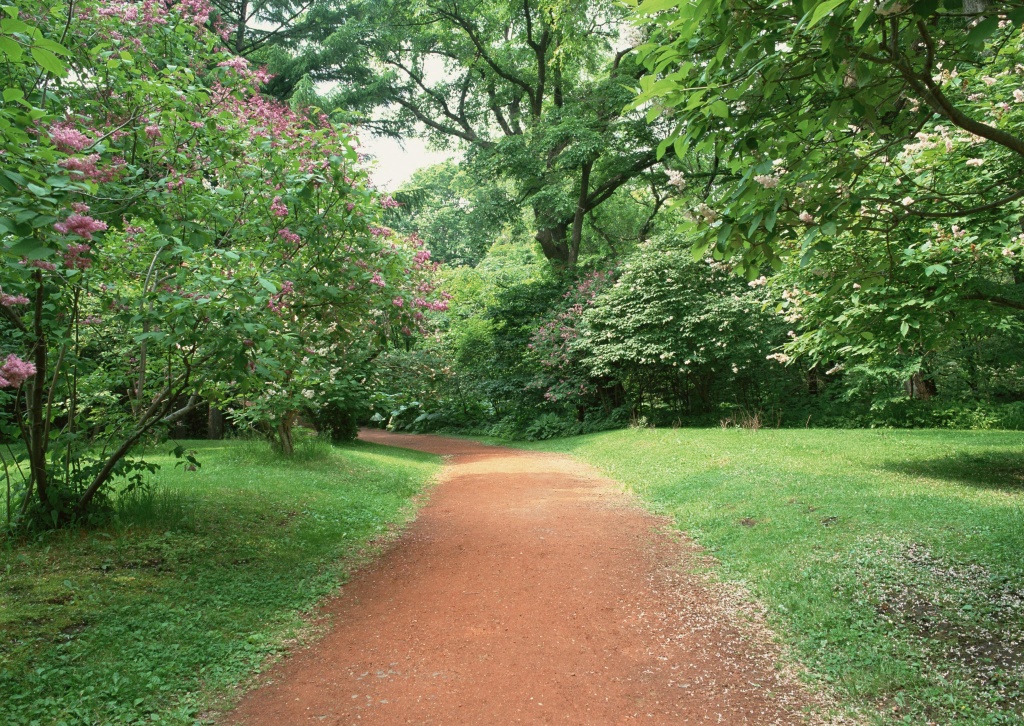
[528,427,1024,724]
[388,162,524,267]
[572,241,793,420]
[0,438,440,725]
[309,0,671,266]
[630,0,1024,379]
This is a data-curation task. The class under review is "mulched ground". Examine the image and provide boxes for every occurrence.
[225,431,822,725]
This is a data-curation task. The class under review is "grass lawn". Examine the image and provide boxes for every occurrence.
[0,437,440,725]
[525,428,1024,725]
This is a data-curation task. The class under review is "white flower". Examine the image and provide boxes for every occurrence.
[966,158,985,167]
[826,363,845,375]
[1014,89,1024,103]
[901,197,915,206]
[852,282,861,289]
[664,169,687,190]
[766,353,791,364]
[748,275,768,288]
[754,174,779,189]
[1003,248,1017,257]
[799,211,815,224]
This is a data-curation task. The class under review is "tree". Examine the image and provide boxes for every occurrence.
[387,161,522,266]
[313,0,673,267]
[630,0,1024,373]
[0,0,439,526]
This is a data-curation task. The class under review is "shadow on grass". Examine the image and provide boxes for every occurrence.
[883,451,1024,492]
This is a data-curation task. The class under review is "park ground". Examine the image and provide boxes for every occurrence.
[1,428,1022,724]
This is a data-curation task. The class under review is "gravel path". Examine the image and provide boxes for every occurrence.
[225,430,818,725]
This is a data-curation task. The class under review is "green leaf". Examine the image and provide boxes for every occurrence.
[900,320,910,337]
[807,0,847,28]
[966,16,999,48]
[30,46,66,76]
[709,99,729,118]
[258,278,277,294]
[0,35,22,60]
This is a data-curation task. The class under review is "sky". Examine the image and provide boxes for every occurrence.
[358,134,457,192]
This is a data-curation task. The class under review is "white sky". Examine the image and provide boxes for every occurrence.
[359,134,455,191]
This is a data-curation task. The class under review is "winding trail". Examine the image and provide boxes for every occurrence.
[225,431,816,725]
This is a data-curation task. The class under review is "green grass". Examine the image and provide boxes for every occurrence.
[0,436,440,725]
[523,428,1024,725]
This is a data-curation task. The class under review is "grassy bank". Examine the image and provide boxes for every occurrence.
[526,428,1024,724]
[0,437,440,725]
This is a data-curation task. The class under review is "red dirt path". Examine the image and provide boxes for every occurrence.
[225,430,817,725]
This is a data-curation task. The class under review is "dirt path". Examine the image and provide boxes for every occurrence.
[225,431,817,725]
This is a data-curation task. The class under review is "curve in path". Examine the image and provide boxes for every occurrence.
[225,431,816,725]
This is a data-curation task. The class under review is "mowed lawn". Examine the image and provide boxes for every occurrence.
[527,428,1024,725]
[0,438,440,725]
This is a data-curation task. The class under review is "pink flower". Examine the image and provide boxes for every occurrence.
[379,196,401,209]
[63,243,93,270]
[392,297,404,307]
[29,260,57,271]
[54,214,108,240]
[278,228,300,245]
[0,354,36,388]
[49,123,91,152]
[270,196,288,217]
[145,125,161,138]
[370,272,385,287]
[0,291,30,306]
[71,202,90,213]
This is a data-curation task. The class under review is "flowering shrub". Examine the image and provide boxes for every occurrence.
[0,0,442,526]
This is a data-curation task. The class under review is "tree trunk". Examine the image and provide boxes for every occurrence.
[277,412,296,456]
[207,405,224,440]
[28,273,50,515]
[905,372,937,400]
[534,222,572,266]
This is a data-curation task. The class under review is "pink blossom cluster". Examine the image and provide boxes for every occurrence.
[0,291,30,306]
[63,243,93,270]
[59,154,124,182]
[0,354,36,388]
[392,297,404,307]
[270,196,289,217]
[370,272,385,287]
[267,280,294,313]
[379,196,401,209]
[49,123,91,152]
[369,226,392,237]
[278,228,301,245]
[54,214,108,240]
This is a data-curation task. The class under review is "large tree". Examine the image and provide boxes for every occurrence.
[320,0,672,267]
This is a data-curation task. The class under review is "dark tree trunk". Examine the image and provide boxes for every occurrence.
[207,405,224,440]
[534,222,572,266]
[277,412,296,455]
[906,372,937,400]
